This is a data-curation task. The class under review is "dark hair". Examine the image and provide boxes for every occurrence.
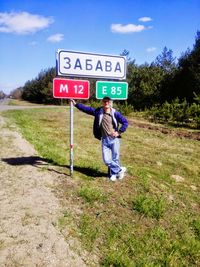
[102,96,111,101]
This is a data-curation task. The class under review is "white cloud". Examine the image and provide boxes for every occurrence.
[111,23,146,34]
[138,17,152,22]
[0,11,53,35]
[47,33,64,42]
[146,47,157,53]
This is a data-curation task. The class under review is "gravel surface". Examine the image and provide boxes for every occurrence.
[0,112,88,267]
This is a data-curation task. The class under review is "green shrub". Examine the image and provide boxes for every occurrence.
[189,103,200,129]
[171,98,190,123]
[114,102,134,116]
[148,98,200,129]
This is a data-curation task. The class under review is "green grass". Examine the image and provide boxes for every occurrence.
[3,106,200,266]
[78,186,107,204]
[132,194,167,220]
[7,99,40,106]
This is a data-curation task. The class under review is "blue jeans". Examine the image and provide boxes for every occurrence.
[102,136,121,176]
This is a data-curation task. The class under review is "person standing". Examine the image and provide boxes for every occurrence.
[71,96,128,181]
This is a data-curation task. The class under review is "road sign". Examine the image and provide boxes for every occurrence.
[53,78,90,99]
[96,81,128,100]
[56,50,126,80]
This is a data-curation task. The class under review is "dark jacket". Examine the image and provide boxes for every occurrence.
[75,103,128,140]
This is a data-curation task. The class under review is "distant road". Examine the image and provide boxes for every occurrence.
[0,98,61,111]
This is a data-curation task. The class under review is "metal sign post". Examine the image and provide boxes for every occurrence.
[70,100,74,176]
[53,78,89,177]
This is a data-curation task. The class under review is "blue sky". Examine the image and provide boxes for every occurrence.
[0,0,200,94]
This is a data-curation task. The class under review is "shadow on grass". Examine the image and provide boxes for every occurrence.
[69,165,106,178]
[1,156,106,178]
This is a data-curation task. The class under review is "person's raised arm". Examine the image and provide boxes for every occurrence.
[70,99,95,116]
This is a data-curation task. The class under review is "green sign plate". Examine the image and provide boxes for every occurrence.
[96,81,128,100]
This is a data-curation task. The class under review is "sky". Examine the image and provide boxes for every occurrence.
[0,0,200,94]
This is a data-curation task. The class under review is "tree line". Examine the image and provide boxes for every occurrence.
[11,31,200,127]
[0,91,6,99]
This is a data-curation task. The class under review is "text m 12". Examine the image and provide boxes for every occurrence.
[53,78,90,99]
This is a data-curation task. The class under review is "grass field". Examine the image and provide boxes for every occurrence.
[7,99,41,106]
[4,106,200,266]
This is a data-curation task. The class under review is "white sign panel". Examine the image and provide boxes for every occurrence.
[56,50,126,80]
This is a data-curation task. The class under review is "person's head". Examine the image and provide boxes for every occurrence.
[102,96,112,110]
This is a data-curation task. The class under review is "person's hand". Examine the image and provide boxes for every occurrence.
[111,131,119,137]
[70,99,76,106]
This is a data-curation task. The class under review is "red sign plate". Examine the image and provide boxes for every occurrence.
[53,78,90,99]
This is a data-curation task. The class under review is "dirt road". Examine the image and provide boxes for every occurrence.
[0,99,59,112]
[0,112,87,266]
